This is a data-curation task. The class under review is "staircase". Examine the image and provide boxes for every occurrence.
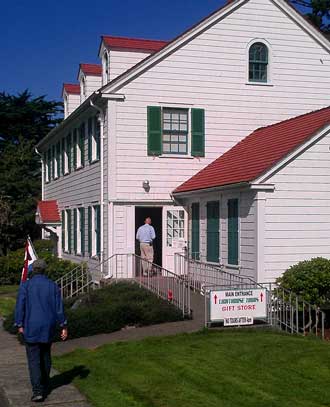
[56,253,326,340]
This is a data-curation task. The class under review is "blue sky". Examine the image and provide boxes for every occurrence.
[1,0,308,101]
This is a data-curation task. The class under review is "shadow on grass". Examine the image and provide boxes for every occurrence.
[50,365,90,392]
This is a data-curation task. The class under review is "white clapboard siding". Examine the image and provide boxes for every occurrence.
[84,75,102,98]
[109,50,153,82]
[263,131,330,281]
[113,0,330,202]
[66,94,80,117]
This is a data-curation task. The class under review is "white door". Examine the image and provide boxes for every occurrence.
[162,206,187,272]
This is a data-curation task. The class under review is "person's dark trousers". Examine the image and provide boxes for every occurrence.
[25,342,52,396]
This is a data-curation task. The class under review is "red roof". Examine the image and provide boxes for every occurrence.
[63,83,80,95]
[37,201,61,223]
[102,36,169,52]
[174,106,330,194]
[79,63,102,76]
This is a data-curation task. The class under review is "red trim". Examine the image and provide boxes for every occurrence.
[79,63,102,76]
[174,106,330,194]
[63,84,80,95]
[102,36,169,52]
[38,200,61,223]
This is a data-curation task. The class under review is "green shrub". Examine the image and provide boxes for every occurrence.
[277,257,330,306]
[0,240,79,284]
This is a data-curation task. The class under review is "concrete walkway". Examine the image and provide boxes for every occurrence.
[0,290,205,406]
[0,320,92,407]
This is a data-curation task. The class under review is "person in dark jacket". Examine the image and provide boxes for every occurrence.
[15,259,68,403]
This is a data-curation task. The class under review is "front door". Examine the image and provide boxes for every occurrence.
[162,206,187,272]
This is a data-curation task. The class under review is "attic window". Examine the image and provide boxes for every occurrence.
[81,77,87,101]
[249,42,268,83]
[102,52,110,84]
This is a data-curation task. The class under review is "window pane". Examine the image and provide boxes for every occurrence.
[163,134,170,142]
[179,144,187,153]
[171,144,179,153]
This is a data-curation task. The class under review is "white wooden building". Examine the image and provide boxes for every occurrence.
[36,0,330,279]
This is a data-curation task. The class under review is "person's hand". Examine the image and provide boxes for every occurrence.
[61,328,68,341]
[18,327,24,334]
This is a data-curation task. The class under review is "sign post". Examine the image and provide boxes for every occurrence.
[208,288,268,327]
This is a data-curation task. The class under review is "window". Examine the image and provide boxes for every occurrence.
[74,207,85,255]
[55,142,60,178]
[249,42,268,83]
[88,205,100,257]
[65,209,72,253]
[228,199,239,265]
[206,201,220,263]
[166,210,184,247]
[88,117,100,162]
[64,94,68,118]
[51,145,55,180]
[73,126,84,170]
[103,52,110,84]
[64,133,71,174]
[162,108,188,154]
[61,210,65,252]
[191,203,200,260]
[81,77,87,102]
[44,151,50,183]
[147,106,205,157]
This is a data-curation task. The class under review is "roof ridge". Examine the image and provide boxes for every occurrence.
[255,105,330,133]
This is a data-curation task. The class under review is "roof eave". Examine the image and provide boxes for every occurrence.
[173,182,251,197]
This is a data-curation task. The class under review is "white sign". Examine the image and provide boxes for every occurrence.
[209,288,267,323]
[224,316,254,327]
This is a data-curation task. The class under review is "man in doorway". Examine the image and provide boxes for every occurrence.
[136,217,156,276]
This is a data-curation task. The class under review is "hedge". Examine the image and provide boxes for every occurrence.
[4,282,184,340]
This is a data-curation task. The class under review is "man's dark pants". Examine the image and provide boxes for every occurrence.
[25,342,52,396]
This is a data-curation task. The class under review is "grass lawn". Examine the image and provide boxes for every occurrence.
[0,285,19,296]
[0,297,16,318]
[54,329,330,407]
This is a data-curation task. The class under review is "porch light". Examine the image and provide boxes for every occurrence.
[142,180,150,192]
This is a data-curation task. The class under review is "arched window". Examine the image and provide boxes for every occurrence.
[103,52,110,84]
[249,42,268,83]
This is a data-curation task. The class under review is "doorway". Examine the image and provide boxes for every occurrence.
[135,207,163,267]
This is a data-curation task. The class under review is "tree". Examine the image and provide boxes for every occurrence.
[291,0,330,31]
[0,91,62,255]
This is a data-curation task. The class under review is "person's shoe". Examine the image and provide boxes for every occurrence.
[31,394,44,402]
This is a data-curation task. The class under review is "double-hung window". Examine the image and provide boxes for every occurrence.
[249,42,268,83]
[55,142,60,179]
[162,108,188,154]
[88,117,100,163]
[147,106,205,157]
[74,207,85,255]
[88,205,100,257]
[64,209,72,253]
[63,134,71,175]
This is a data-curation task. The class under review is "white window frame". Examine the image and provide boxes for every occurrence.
[102,51,110,85]
[91,206,97,257]
[90,117,100,163]
[45,154,49,183]
[54,145,59,179]
[64,210,69,252]
[64,138,69,175]
[80,76,87,103]
[75,127,84,169]
[246,38,273,86]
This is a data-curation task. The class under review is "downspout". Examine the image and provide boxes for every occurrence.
[90,101,105,275]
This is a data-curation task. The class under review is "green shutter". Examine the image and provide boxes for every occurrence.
[67,134,72,173]
[56,142,61,177]
[47,149,51,181]
[228,199,239,265]
[207,201,220,263]
[96,118,100,160]
[80,208,85,255]
[80,123,85,167]
[191,108,205,157]
[191,203,200,260]
[73,129,77,170]
[95,205,101,257]
[51,146,55,179]
[88,206,92,256]
[61,138,65,175]
[67,209,72,253]
[61,210,65,251]
[88,118,92,162]
[147,106,162,156]
[73,208,77,254]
